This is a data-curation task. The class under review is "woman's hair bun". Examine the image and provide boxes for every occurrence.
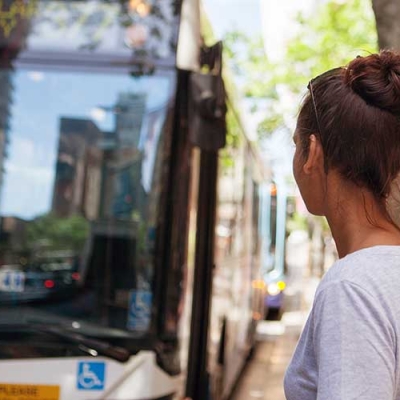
[344,50,400,116]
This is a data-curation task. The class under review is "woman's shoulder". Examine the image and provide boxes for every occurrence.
[317,245,400,300]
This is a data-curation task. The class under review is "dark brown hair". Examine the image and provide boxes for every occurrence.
[297,50,400,199]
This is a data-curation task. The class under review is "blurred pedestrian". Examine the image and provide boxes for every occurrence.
[284,50,400,399]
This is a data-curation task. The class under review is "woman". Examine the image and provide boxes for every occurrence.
[284,50,400,399]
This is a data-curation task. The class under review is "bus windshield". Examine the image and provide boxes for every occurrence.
[0,66,175,338]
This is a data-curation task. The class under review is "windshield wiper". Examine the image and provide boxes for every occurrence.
[0,323,131,362]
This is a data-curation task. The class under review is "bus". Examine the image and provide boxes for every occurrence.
[261,181,288,319]
[208,130,271,400]
[0,1,271,399]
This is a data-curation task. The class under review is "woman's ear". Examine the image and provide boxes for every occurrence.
[303,134,324,175]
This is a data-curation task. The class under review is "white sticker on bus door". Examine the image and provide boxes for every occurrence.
[0,271,25,292]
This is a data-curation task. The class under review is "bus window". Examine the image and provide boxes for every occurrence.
[0,66,175,335]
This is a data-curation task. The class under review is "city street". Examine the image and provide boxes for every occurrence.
[231,231,321,400]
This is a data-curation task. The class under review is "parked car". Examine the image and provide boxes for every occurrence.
[0,253,80,303]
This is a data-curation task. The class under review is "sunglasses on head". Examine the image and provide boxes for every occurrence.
[307,67,345,135]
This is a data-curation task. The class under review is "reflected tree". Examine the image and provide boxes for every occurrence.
[27,213,89,254]
[29,0,177,58]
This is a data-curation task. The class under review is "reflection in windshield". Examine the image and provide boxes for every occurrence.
[0,1,178,60]
[0,68,173,335]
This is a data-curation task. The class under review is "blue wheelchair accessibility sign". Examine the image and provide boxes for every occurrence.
[127,290,152,331]
[77,361,106,390]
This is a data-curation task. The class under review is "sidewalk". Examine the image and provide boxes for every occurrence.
[229,318,302,399]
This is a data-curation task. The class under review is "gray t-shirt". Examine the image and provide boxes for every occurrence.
[284,246,400,400]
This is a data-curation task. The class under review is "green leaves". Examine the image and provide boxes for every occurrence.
[287,0,377,80]
[222,0,378,140]
[27,214,89,252]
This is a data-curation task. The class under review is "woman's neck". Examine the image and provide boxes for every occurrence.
[324,175,400,258]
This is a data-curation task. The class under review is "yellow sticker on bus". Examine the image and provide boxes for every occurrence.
[0,384,59,400]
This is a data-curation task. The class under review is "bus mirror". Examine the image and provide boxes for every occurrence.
[189,41,227,152]
[189,72,227,151]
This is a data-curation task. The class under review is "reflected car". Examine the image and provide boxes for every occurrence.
[0,256,80,304]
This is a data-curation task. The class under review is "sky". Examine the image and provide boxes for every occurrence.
[203,0,263,39]
[203,0,320,59]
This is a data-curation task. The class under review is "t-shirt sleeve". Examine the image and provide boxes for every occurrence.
[313,280,396,400]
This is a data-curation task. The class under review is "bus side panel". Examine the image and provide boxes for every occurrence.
[210,138,266,399]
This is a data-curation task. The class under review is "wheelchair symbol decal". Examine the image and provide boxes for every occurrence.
[127,290,152,331]
[77,362,105,390]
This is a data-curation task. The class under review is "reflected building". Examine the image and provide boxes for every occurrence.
[51,91,164,225]
[0,216,27,264]
[140,105,170,231]
[0,71,12,207]
[0,3,39,262]
[0,0,36,208]
[52,118,103,220]
[115,92,146,149]
[100,92,147,220]
[0,73,18,250]
[52,93,148,222]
